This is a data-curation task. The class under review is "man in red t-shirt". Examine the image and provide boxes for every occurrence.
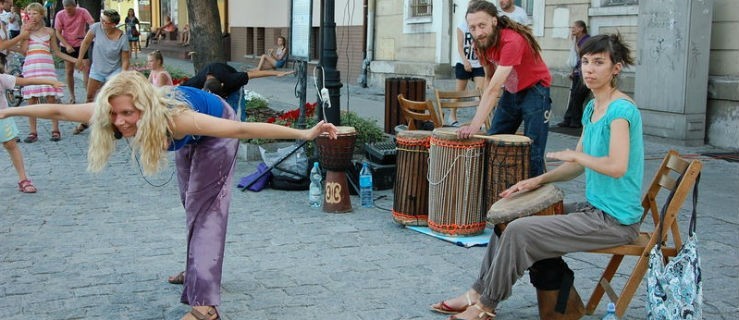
[54,0,94,104]
[458,1,551,178]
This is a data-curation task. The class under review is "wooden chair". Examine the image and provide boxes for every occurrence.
[584,150,703,318]
[434,89,491,130]
[396,94,442,130]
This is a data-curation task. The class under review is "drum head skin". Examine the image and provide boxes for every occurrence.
[481,134,532,145]
[487,184,564,224]
[397,130,433,139]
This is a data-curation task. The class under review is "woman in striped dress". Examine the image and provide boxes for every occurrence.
[20,3,76,143]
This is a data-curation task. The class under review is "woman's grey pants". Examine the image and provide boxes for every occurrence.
[471,205,641,308]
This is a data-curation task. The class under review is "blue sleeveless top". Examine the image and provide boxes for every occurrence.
[168,86,225,151]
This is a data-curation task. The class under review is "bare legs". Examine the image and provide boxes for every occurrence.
[25,96,60,142]
[255,53,277,70]
[73,77,103,135]
[129,41,139,59]
[3,140,29,181]
[63,59,88,104]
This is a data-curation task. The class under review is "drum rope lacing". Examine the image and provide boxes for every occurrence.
[427,148,483,186]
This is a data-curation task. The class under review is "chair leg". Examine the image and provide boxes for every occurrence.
[613,255,650,318]
[585,255,624,314]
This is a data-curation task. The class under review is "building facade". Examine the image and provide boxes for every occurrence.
[367,0,738,149]
[108,0,738,149]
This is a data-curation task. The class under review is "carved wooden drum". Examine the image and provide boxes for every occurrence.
[392,130,432,226]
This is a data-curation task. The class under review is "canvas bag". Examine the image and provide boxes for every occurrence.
[646,175,702,320]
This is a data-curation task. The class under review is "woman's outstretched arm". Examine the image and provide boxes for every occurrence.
[0,103,94,123]
[171,110,337,141]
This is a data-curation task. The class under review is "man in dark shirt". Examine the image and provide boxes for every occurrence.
[180,62,293,120]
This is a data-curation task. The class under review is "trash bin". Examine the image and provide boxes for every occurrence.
[384,77,426,134]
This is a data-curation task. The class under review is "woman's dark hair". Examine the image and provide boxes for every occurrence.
[466,1,542,57]
[574,20,587,34]
[579,33,634,67]
[102,9,121,24]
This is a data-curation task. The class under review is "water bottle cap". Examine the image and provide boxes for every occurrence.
[313,161,319,168]
[607,302,615,312]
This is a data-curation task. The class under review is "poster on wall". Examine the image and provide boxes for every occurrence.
[291,0,312,60]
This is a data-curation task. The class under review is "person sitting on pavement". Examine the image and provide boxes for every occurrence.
[147,15,175,47]
[431,32,643,320]
[179,23,190,46]
[0,70,338,320]
[254,36,288,70]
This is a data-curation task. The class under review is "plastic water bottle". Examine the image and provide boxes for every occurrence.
[308,162,322,208]
[359,161,373,208]
[601,302,618,320]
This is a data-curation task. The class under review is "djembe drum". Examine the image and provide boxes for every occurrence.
[481,134,532,213]
[487,184,585,320]
[487,183,564,235]
[392,130,432,226]
[427,127,486,236]
[315,126,357,213]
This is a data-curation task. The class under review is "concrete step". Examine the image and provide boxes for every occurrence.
[144,39,192,60]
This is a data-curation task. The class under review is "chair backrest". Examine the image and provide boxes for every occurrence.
[640,150,702,253]
[435,89,491,129]
[397,94,442,130]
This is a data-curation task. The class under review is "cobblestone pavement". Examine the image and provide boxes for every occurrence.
[0,63,737,319]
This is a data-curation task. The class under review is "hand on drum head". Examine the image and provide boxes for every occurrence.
[457,125,477,139]
[305,120,338,140]
[499,177,542,199]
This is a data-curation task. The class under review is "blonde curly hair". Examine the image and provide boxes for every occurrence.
[87,71,188,175]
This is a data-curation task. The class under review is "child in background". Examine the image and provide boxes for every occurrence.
[147,50,172,87]
[0,56,65,193]
[20,3,76,143]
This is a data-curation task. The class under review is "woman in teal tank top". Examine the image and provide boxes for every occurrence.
[433,34,645,319]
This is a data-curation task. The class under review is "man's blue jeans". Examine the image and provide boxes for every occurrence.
[225,89,246,122]
[487,83,551,177]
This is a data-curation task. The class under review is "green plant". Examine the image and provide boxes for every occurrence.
[340,110,385,151]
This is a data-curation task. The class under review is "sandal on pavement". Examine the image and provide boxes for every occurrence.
[431,292,474,314]
[72,123,89,135]
[18,179,37,193]
[23,133,38,143]
[183,306,219,320]
[448,304,496,320]
[168,271,185,284]
[50,131,61,142]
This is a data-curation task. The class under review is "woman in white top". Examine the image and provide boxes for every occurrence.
[255,36,288,70]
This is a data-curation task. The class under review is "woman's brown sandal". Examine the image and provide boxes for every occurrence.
[185,306,219,320]
[72,123,89,135]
